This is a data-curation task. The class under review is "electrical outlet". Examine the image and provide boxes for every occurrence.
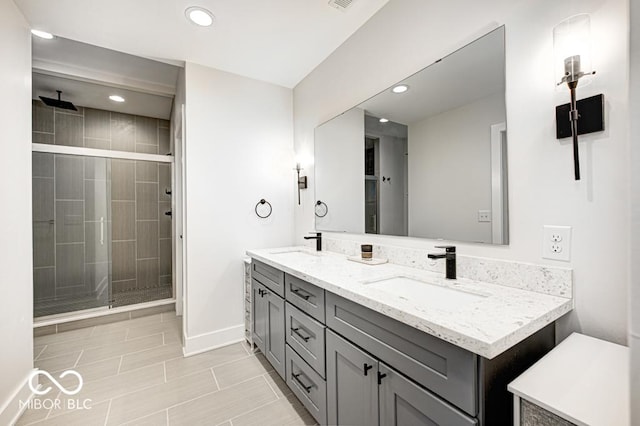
[478,210,491,222]
[542,226,571,261]
[550,233,563,242]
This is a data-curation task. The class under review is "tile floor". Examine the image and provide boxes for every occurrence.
[18,311,315,425]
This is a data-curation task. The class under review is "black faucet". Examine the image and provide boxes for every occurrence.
[427,245,456,279]
[303,232,322,251]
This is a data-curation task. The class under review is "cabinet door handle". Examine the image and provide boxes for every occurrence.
[363,363,373,376]
[291,327,311,342]
[377,372,387,385]
[290,287,312,301]
[257,289,264,297]
[292,373,313,393]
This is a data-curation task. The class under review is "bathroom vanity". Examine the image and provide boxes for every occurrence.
[247,247,573,425]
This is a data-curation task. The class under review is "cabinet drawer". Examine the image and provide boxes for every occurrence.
[252,260,285,297]
[286,302,326,378]
[285,274,325,323]
[326,292,478,416]
[286,345,327,425]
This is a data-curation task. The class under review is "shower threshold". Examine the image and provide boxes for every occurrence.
[34,297,175,328]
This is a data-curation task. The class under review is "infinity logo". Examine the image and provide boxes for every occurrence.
[28,369,84,396]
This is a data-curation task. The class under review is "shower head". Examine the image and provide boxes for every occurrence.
[39,90,77,111]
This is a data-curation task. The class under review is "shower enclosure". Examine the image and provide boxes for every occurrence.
[32,101,174,317]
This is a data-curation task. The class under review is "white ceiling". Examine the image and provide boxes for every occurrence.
[360,26,505,125]
[16,0,390,88]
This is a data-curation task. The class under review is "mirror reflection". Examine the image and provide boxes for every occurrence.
[314,26,508,244]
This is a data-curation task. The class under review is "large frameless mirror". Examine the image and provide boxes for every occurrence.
[314,26,508,244]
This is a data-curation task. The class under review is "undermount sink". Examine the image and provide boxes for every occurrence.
[269,249,321,257]
[362,276,487,310]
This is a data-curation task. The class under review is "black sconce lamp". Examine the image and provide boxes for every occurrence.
[554,14,604,181]
[296,163,307,205]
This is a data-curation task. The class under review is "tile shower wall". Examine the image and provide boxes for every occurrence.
[32,100,172,312]
[33,100,171,154]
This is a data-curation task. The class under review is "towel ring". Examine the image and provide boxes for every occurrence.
[255,199,272,219]
[315,200,328,218]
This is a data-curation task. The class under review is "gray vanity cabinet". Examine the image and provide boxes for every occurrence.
[252,278,285,379]
[252,279,267,353]
[379,363,478,426]
[252,260,285,297]
[250,259,555,425]
[327,329,476,426]
[326,330,379,426]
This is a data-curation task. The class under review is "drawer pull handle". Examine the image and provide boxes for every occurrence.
[292,373,313,393]
[364,363,373,376]
[377,372,387,385]
[291,287,313,301]
[291,327,311,342]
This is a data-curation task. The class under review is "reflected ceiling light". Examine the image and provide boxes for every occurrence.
[109,95,125,103]
[185,6,214,27]
[392,84,409,94]
[379,118,389,123]
[31,29,54,39]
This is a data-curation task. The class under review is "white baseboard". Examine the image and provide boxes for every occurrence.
[0,370,35,426]
[183,324,244,357]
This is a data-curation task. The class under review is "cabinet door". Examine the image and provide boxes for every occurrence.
[326,330,379,426]
[265,290,286,379]
[252,279,267,353]
[379,363,477,426]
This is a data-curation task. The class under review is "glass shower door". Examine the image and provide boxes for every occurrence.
[32,153,112,317]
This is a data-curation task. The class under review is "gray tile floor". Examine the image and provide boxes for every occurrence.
[19,311,315,426]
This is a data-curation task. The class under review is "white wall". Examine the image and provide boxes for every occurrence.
[183,63,294,354]
[0,0,33,423]
[294,0,630,345]
[314,108,364,233]
[408,92,505,243]
[629,0,639,421]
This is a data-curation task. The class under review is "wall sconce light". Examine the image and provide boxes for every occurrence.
[553,14,599,181]
[296,163,307,205]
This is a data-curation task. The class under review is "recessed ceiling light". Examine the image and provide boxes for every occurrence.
[392,84,409,94]
[185,6,214,27]
[109,95,125,103]
[379,118,389,123]
[31,29,54,39]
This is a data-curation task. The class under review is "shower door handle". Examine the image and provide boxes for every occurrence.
[100,217,104,245]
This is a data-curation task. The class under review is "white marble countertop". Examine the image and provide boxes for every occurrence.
[508,333,629,426]
[246,246,573,359]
